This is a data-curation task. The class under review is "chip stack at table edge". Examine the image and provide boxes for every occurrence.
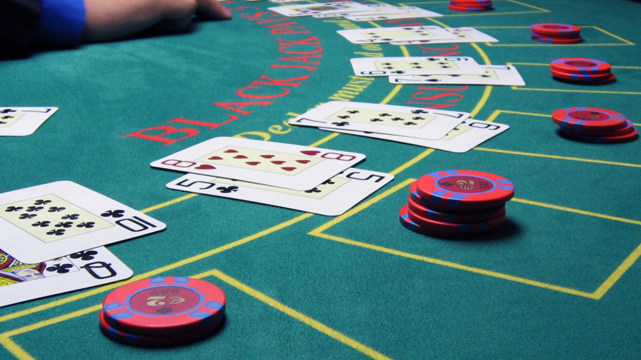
[100,276,226,347]
[400,170,514,238]
[552,107,638,144]
[448,0,493,12]
[530,23,582,44]
[550,58,615,84]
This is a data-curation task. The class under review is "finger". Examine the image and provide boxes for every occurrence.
[197,0,233,20]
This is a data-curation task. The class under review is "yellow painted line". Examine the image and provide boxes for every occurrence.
[473,147,641,168]
[511,198,641,226]
[0,335,34,360]
[0,213,314,325]
[139,193,198,213]
[0,304,101,360]
[380,85,404,105]
[312,179,416,235]
[309,177,641,300]
[390,149,437,176]
[593,241,641,299]
[484,109,549,122]
[211,270,394,360]
[592,26,635,45]
[313,232,596,298]
[309,132,340,147]
[2,268,392,360]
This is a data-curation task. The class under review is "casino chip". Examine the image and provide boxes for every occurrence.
[550,58,614,84]
[102,276,226,338]
[400,171,514,238]
[448,0,493,11]
[414,170,514,212]
[530,23,582,44]
[99,310,222,347]
[551,58,611,74]
[551,107,638,143]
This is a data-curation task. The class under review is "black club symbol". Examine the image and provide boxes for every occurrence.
[370,118,384,123]
[411,109,429,114]
[331,122,349,126]
[77,222,96,228]
[46,263,74,274]
[101,209,125,218]
[5,206,23,212]
[19,213,37,220]
[48,206,66,213]
[391,117,404,122]
[46,229,66,236]
[321,179,335,186]
[346,110,359,114]
[26,206,44,212]
[305,188,321,194]
[34,199,52,206]
[62,214,80,220]
[337,115,351,119]
[216,186,238,194]
[55,221,74,228]
[32,221,51,227]
[404,122,418,126]
[69,250,98,261]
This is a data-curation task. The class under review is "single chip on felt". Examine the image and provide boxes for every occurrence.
[102,276,226,337]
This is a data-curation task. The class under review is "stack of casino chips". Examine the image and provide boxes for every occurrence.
[530,23,582,44]
[550,58,615,85]
[552,107,638,144]
[100,276,226,347]
[448,0,493,12]
[400,170,514,238]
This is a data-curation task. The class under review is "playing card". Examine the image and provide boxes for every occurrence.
[151,137,366,191]
[350,56,486,77]
[0,107,58,136]
[0,246,133,308]
[389,65,526,86]
[344,6,443,21]
[311,4,408,18]
[288,101,469,140]
[166,168,394,216]
[389,27,498,45]
[268,1,372,17]
[322,119,510,153]
[337,26,457,44]
[0,181,166,263]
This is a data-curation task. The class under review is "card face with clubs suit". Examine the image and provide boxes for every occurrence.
[0,181,166,263]
[289,101,470,140]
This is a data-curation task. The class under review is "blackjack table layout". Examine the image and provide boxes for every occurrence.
[2,0,641,359]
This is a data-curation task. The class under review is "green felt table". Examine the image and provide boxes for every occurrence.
[2,0,641,359]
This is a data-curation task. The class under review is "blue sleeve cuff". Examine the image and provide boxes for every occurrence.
[35,0,86,46]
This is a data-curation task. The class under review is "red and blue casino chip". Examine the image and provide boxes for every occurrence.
[399,205,431,236]
[448,4,492,11]
[551,58,611,75]
[407,205,505,235]
[414,170,515,212]
[560,128,638,144]
[407,196,506,224]
[532,35,582,44]
[102,276,226,337]
[550,68,612,82]
[551,107,629,134]
[530,30,580,40]
[99,310,221,347]
[531,23,581,38]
